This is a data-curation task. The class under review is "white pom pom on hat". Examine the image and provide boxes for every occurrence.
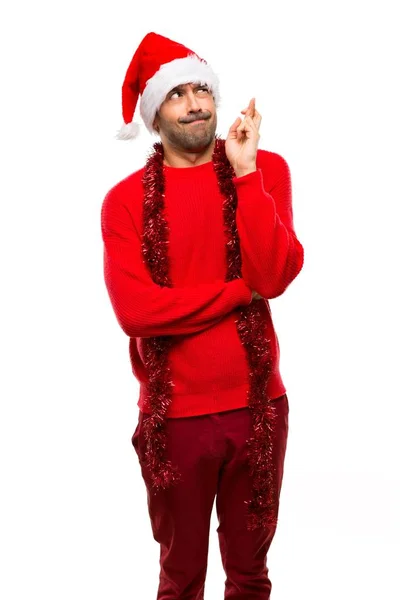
[115,121,141,140]
[115,32,221,140]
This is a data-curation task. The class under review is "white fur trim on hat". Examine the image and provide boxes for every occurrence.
[140,54,221,135]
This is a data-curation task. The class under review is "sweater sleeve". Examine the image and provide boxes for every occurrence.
[233,155,304,299]
[100,189,253,338]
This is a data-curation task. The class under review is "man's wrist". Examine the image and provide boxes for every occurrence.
[233,165,257,178]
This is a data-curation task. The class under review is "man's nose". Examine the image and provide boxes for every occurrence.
[186,91,202,111]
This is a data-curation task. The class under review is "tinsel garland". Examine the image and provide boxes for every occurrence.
[139,134,279,530]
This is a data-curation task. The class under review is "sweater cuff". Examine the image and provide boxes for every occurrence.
[230,277,252,306]
[232,168,263,189]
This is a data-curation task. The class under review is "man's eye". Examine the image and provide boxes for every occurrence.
[170,87,209,99]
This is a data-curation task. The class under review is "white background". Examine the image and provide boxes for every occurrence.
[1,1,413,598]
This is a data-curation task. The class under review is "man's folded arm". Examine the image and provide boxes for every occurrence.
[101,190,253,338]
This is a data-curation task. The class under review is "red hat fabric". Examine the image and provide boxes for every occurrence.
[116,32,221,140]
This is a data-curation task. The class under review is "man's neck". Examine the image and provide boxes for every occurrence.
[162,140,215,168]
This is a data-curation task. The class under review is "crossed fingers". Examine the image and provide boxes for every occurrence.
[241,98,262,132]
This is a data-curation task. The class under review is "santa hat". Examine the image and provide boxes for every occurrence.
[115,32,221,140]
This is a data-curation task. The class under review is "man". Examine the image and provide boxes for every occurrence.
[101,31,304,600]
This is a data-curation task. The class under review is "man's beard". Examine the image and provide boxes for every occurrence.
[159,114,217,151]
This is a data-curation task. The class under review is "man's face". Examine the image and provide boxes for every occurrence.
[153,82,217,151]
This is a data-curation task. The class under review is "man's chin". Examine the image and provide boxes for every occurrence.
[182,134,214,150]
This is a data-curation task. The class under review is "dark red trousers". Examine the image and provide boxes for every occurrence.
[131,393,289,600]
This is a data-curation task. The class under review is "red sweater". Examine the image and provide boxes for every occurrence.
[101,148,304,418]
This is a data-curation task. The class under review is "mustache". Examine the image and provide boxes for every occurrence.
[180,113,211,123]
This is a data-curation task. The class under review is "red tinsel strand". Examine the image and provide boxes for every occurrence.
[140,144,182,491]
[138,136,280,530]
[213,137,277,530]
